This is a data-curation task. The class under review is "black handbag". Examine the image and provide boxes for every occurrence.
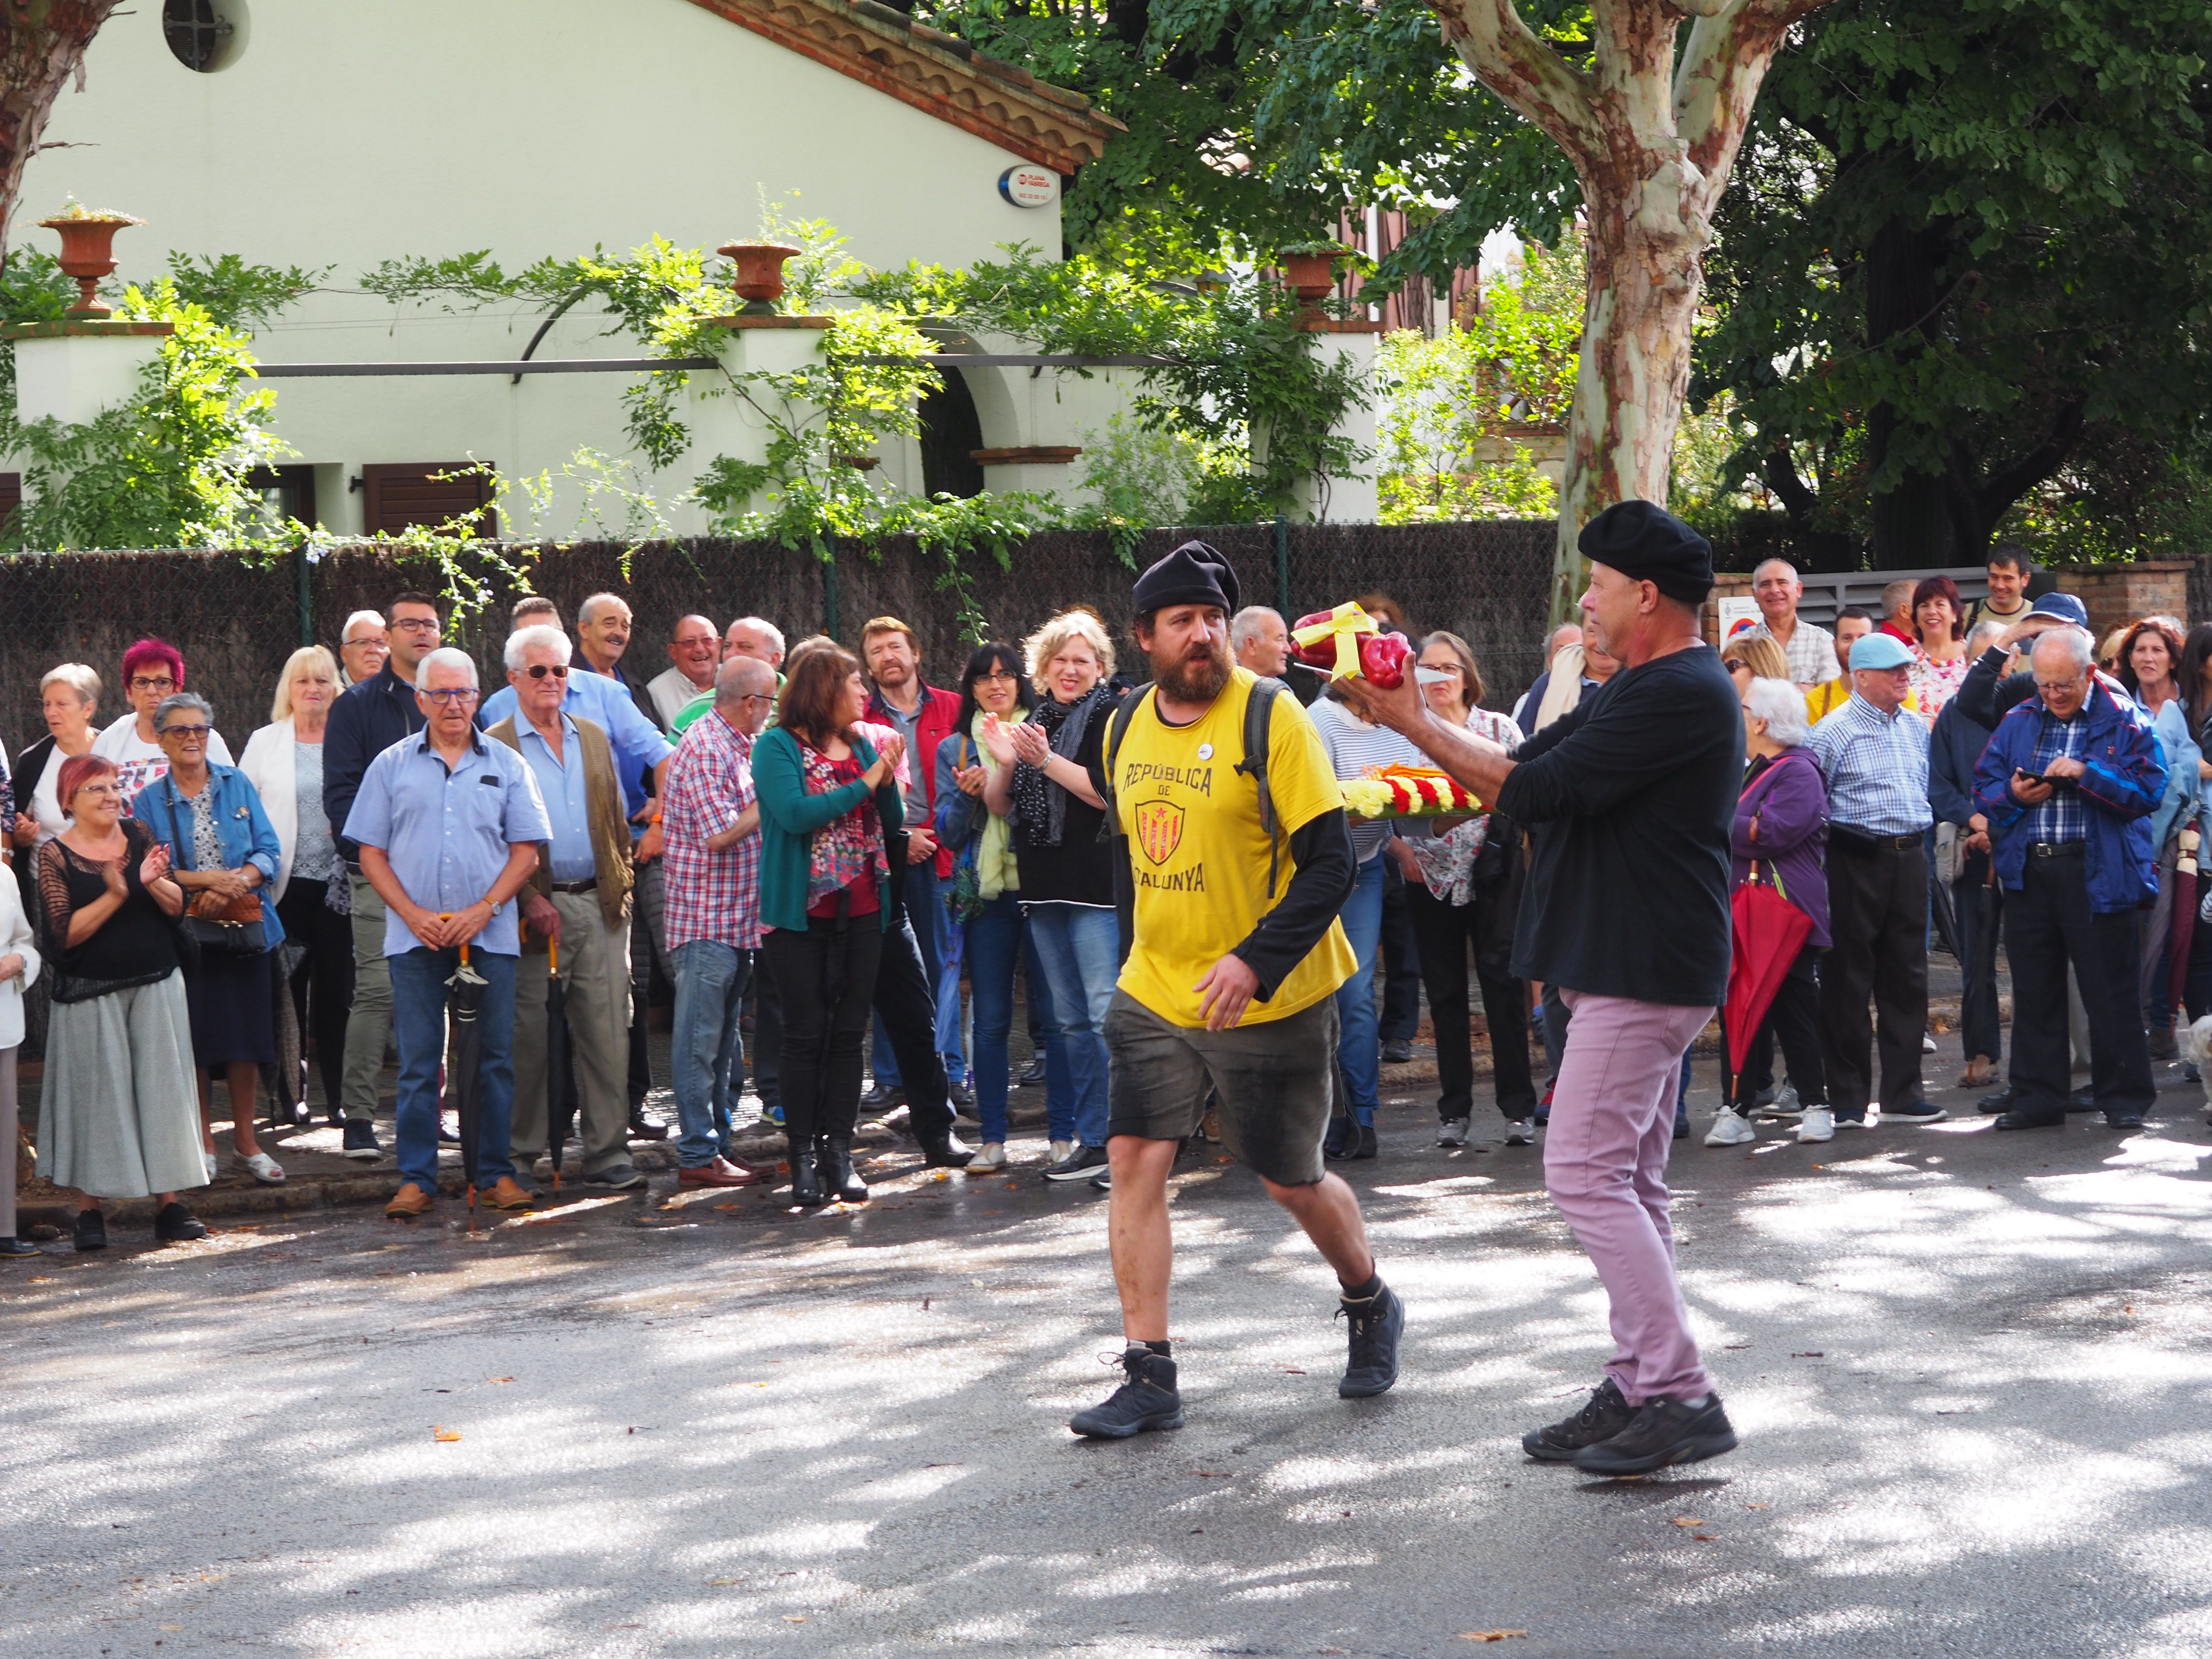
[165,785,272,956]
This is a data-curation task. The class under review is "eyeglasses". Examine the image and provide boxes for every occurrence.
[130,676,176,693]
[344,635,386,649]
[390,617,441,633]
[975,671,1019,685]
[158,724,210,741]
[73,782,120,799]
[739,693,776,705]
[674,637,719,651]
[524,663,570,680]
[422,687,479,706]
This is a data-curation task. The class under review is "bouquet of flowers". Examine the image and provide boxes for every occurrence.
[1340,763,1486,819]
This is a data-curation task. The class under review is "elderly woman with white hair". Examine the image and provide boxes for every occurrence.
[1707,676,1834,1148]
[981,608,1124,1184]
[241,645,354,1127]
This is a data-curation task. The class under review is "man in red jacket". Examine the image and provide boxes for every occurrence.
[861,617,967,1105]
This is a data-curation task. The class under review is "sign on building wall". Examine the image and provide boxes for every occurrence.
[1717,596,1762,638]
[998,165,1059,208]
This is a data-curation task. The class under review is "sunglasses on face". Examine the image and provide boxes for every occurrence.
[524,663,570,680]
[158,725,210,741]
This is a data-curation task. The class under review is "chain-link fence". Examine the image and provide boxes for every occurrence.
[0,523,1563,753]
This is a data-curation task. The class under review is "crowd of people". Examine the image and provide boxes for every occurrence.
[0,521,2196,1472]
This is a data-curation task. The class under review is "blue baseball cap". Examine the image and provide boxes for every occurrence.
[2027,592,2089,627]
[1849,632,1914,672]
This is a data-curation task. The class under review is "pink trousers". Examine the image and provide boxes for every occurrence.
[1544,990,1715,1405]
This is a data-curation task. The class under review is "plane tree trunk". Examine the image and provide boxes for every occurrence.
[0,2,122,265]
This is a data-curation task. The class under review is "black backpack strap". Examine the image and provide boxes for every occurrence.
[1237,676,1287,895]
[1099,683,1152,840]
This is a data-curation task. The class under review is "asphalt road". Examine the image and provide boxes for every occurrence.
[8,1056,2212,1659]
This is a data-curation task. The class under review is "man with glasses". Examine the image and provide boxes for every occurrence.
[325,591,444,1161]
[661,655,778,1185]
[1973,627,2164,1130]
[338,612,390,687]
[649,614,723,728]
[345,648,551,1219]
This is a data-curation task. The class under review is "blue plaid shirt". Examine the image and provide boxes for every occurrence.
[2027,711,2088,844]
[1810,692,1932,836]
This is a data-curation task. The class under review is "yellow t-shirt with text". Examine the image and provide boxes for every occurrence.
[1112,668,1358,1027]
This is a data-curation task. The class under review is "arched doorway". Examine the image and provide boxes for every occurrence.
[918,368,985,499]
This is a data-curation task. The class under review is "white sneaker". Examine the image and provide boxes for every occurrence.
[1437,1118,1471,1148]
[1922,1033,1938,1053]
[235,1151,285,1185]
[1704,1109,1756,1147]
[1048,1139,1074,1165]
[1502,1120,1534,1146]
[966,1142,1007,1170]
[203,1150,219,1183]
[1796,1107,1835,1143]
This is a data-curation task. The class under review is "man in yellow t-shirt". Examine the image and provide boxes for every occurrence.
[1067,542,1405,1441]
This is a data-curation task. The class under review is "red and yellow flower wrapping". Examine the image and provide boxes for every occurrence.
[1340,764,1485,818]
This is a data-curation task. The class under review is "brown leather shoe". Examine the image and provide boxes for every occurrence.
[385,1182,435,1219]
[678,1156,762,1189]
[479,1177,536,1212]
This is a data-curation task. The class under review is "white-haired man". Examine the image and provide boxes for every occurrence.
[344,647,551,1219]
[670,617,787,736]
[488,625,644,1192]
[1743,558,1839,690]
[1230,606,1292,677]
[338,611,388,687]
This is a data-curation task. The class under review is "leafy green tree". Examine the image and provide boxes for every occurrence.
[1695,0,2212,570]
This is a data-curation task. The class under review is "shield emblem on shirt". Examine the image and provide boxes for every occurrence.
[1135,801,1183,866]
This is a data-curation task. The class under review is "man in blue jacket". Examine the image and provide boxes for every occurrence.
[1973,626,2164,1130]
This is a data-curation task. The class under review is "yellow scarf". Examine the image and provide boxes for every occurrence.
[970,707,1028,900]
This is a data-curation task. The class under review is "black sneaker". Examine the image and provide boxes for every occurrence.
[1573,1392,1738,1476]
[586,1163,648,1190]
[1043,1144,1108,1182]
[340,1118,383,1161]
[152,1202,208,1244]
[1885,1099,1947,1125]
[73,1209,108,1253]
[1089,1164,1112,1193]
[1522,1376,1633,1461]
[1337,1282,1404,1397]
[1069,1348,1184,1438]
[947,1075,975,1113]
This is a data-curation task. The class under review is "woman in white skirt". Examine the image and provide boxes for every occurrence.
[35,753,207,1251]
[0,862,42,1257]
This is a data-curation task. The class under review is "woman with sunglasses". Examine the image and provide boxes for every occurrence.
[934,642,1070,1169]
[134,692,288,1187]
[90,638,233,802]
[36,753,206,1250]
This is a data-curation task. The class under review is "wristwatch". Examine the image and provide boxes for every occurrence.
[486,897,504,916]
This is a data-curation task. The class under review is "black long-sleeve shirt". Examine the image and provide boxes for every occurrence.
[1494,644,1741,1008]
[324,662,426,862]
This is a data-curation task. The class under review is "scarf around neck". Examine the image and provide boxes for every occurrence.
[968,707,1027,899]
[1010,685,1114,848]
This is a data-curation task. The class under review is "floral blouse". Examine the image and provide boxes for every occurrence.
[1909,646,1970,722]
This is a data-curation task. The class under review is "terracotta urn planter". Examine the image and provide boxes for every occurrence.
[718,241,801,314]
[1278,246,1345,315]
[38,208,145,316]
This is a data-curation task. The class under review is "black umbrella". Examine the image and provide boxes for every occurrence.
[544,936,579,1191]
[443,939,490,1218]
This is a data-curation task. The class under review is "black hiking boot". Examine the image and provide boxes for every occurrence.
[1069,1348,1184,1439]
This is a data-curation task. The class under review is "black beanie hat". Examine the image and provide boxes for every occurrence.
[1577,501,1714,605]
[1133,540,1240,616]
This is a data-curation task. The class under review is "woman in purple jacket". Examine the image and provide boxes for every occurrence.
[1707,677,1833,1147]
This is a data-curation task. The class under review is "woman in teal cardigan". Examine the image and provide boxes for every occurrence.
[752,642,905,1205]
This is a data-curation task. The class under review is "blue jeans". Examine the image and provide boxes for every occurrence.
[871,864,961,1086]
[1024,902,1116,1147]
[671,940,753,1169]
[963,894,1023,1143]
[1021,917,1076,1141]
[1331,854,1388,1126]
[391,947,517,1193]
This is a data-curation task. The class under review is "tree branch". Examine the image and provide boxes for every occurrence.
[1974,396,2089,533]
[1429,0,1604,174]
[1674,0,1835,183]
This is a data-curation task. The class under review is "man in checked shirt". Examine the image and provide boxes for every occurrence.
[1974,627,2164,1130]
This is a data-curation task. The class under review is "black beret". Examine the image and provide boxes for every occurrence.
[1577,501,1714,605]
[1133,540,1240,616]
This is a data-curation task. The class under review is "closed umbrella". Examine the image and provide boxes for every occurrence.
[544,936,578,1191]
[443,938,490,1217]
[1725,861,1814,1097]
[2169,830,2200,1019]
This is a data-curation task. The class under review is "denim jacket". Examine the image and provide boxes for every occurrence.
[132,763,287,950]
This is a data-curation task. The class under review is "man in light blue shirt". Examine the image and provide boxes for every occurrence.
[346,647,552,1219]
[481,646,673,832]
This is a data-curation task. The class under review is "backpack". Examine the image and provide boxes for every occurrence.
[1102,675,1289,894]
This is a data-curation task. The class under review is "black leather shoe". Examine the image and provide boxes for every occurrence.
[1016,1054,1049,1088]
[153,1202,207,1243]
[1323,1116,1354,1159]
[0,1235,39,1257]
[2106,1112,2147,1130]
[819,1137,868,1203]
[73,1209,107,1252]
[2068,1087,2098,1114]
[787,1138,824,1206]
[1380,1038,1415,1064]
[1978,1085,2022,1116]
[919,1131,974,1169]
[627,1107,671,1142]
[1346,1122,1378,1160]
[859,1082,897,1109]
[1994,1108,2067,1130]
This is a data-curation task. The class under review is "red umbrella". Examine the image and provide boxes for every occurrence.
[1726,862,1814,1084]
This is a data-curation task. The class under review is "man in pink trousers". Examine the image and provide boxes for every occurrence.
[1343,499,1743,1474]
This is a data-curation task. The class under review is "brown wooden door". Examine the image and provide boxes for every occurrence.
[358,464,497,537]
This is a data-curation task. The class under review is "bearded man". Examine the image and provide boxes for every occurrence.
[1067,541,1403,1440]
